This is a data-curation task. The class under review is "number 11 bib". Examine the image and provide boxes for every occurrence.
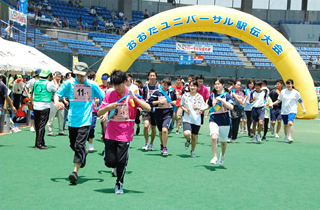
[74,84,92,101]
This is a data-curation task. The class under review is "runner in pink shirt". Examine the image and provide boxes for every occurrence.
[98,70,151,195]
[171,76,184,134]
[195,75,210,124]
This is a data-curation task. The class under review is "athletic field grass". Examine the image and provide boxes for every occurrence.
[1,116,319,210]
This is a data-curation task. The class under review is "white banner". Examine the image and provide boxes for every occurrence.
[9,8,27,26]
[176,42,213,52]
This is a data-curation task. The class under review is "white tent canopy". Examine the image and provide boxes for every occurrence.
[0,38,70,75]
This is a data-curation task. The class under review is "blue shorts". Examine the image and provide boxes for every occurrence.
[30,111,34,120]
[282,113,296,125]
[251,107,265,122]
[270,109,281,121]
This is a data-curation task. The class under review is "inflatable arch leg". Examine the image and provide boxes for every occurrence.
[97,5,318,119]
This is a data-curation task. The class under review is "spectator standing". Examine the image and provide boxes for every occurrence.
[308,56,314,69]
[90,7,97,16]
[144,9,150,19]
[31,70,57,149]
[12,75,25,110]
[5,21,14,41]
[316,57,320,69]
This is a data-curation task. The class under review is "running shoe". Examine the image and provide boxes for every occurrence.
[30,126,35,132]
[160,144,164,152]
[111,168,117,177]
[190,151,196,158]
[210,156,218,164]
[142,143,149,150]
[256,134,262,143]
[48,132,56,136]
[275,133,280,139]
[218,153,225,166]
[68,171,78,185]
[252,134,257,143]
[288,137,294,143]
[227,139,231,143]
[284,136,289,143]
[185,140,190,149]
[240,129,244,134]
[232,140,236,143]
[270,125,275,135]
[162,147,168,156]
[115,183,124,194]
[88,143,94,152]
[149,143,154,151]
[175,130,179,135]
[58,132,68,136]
[262,136,266,141]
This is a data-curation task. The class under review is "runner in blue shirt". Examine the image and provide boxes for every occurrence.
[54,62,105,185]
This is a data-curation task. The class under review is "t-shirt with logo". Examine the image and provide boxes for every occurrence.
[180,92,205,126]
[171,84,184,107]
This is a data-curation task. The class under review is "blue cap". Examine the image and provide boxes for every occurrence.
[35,69,41,76]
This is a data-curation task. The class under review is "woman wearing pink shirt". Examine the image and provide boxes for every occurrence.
[195,75,210,124]
[98,70,151,194]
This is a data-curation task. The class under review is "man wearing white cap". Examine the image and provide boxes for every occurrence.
[54,62,105,185]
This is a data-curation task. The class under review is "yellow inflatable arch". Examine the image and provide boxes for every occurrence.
[97,5,318,119]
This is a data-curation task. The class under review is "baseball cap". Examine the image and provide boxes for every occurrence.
[39,69,51,77]
[73,62,88,76]
[35,69,42,76]
[23,98,30,103]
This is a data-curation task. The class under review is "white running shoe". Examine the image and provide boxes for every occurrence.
[149,143,154,151]
[88,143,94,152]
[190,151,196,158]
[252,134,257,143]
[218,153,225,166]
[284,136,289,143]
[288,137,294,143]
[275,133,280,139]
[256,134,262,143]
[185,141,190,149]
[142,143,149,150]
[115,183,124,194]
[210,156,218,164]
[270,125,275,135]
[30,126,35,132]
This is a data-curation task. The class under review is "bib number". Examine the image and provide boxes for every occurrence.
[74,84,92,101]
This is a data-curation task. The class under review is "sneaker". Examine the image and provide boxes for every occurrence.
[115,183,124,194]
[288,137,294,143]
[190,151,196,158]
[58,132,68,136]
[244,127,247,132]
[256,134,262,143]
[175,130,179,135]
[48,133,56,137]
[232,140,235,143]
[11,127,20,133]
[142,143,149,150]
[88,143,94,152]
[135,127,140,135]
[68,171,78,184]
[80,149,88,168]
[240,129,244,134]
[226,139,231,143]
[210,156,218,164]
[160,144,164,152]
[30,126,35,132]
[185,140,190,149]
[284,136,289,143]
[218,154,225,166]
[275,133,280,139]
[149,143,154,151]
[162,147,168,156]
[252,134,257,143]
[111,168,117,177]
[262,136,266,141]
[270,126,275,135]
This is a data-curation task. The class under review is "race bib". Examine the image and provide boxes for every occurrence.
[74,84,92,102]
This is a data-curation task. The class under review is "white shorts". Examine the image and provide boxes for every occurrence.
[209,122,230,142]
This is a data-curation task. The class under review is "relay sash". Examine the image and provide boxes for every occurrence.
[232,89,244,110]
[159,86,176,112]
[209,92,227,113]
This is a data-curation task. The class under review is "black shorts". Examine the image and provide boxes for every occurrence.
[156,117,172,131]
[183,122,201,135]
[142,111,156,126]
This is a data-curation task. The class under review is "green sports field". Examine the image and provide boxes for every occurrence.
[1,116,319,210]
